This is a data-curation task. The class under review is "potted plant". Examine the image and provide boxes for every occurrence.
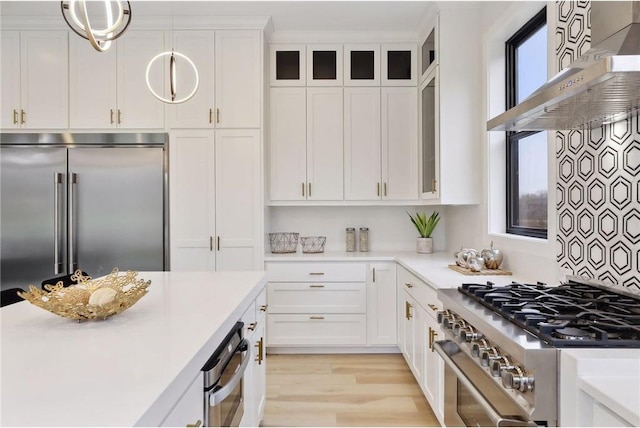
[408,211,440,254]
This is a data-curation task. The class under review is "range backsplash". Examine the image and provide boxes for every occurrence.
[555,1,640,292]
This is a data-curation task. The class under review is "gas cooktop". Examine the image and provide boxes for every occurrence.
[459,279,640,348]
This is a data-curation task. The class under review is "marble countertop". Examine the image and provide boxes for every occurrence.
[1,271,267,427]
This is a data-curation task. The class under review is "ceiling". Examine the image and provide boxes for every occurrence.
[0,1,435,33]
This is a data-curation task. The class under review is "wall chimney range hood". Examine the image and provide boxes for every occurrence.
[488,1,640,131]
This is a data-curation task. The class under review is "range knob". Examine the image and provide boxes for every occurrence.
[460,329,484,342]
[491,357,514,377]
[452,320,468,336]
[501,366,535,393]
[436,310,451,325]
[480,348,501,367]
[471,339,490,357]
[442,313,458,330]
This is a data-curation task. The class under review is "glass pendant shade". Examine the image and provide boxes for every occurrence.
[61,0,132,52]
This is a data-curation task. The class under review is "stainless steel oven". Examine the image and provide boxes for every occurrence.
[203,322,249,427]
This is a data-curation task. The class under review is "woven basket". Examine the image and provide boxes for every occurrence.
[300,236,326,253]
[269,232,299,253]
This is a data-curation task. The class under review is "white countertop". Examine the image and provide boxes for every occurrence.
[265,250,529,289]
[1,271,267,427]
[580,376,640,426]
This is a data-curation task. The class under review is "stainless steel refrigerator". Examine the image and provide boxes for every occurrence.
[1,133,167,292]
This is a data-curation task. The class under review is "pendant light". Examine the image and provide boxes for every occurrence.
[61,0,131,52]
[145,2,199,104]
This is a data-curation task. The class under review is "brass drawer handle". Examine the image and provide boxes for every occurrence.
[309,272,325,276]
[247,322,257,331]
[309,316,325,320]
[259,304,268,312]
[405,283,413,288]
[187,420,202,428]
[20,109,26,124]
[428,303,438,311]
[209,108,213,124]
[13,109,18,125]
[309,284,325,288]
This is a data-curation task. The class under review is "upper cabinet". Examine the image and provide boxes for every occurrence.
[170,30,261,129]
[270,44,306,86]
[1,31,68,129]
[420,68,439,200]
[381,43,417,86]
[344,44,380,86]
[69,31,164,129]
[306,44,343,86]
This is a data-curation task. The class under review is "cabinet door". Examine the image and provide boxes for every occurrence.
[381,43,417,86]
[215,129,261,271]
[420,69,439,200]
[20,31,68,129]
[169,131,216,272]
[382,87,418,200]
[69,36,117,129]
[306,44,343,86]
[344,43,380,86]
[401,291,413,364]
[420,20,438,84]
[1,32,21,129]
[366,263,397,345]
[269,88,307,201]
[270,44,306,86]
[413,301,426,385]
[117,31,164,129]
[254,318,267,422]
[169,31,214,128]
[306,87,343,201]
[424,318,444,424]
[215,30,261,128]
[160,372,204,427]
[344,88,381,201]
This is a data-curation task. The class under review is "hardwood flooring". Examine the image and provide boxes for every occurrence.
[262,353,440,427]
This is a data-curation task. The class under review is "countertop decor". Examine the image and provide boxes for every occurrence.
[447,264,512,276]
[18,268,150,321]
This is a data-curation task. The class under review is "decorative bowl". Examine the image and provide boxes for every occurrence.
[300,236,326,253]
[18,268,150,322]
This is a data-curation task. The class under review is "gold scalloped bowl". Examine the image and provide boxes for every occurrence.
[18,268,151,322]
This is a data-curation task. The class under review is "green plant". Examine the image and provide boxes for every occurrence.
[407,211,440,238]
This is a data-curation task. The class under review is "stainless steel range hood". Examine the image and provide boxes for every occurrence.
[488,1,640,131]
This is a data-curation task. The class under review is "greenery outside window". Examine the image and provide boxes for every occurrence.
[505,7,548,238]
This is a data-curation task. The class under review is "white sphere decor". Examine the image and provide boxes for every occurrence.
[145,51,200,105]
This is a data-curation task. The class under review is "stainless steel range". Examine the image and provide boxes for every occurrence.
[434,276,640,427]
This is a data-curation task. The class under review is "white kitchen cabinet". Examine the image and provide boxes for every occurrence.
[1,31,68,129]
[420,67,439,200]
[69,30,164,129]
[269,88,306,201]
[169,130,261,272]
[270,44,306,86]
[268,314,367,346]
[381,87,419,200]
[343,43,380,86]
[366,262,397,345]
[268,282,367,314]
[306,87,343,201]
[160,372,203,427]
[241,290,267,427]
[424,314,444,422]
[419,16,438,84]
[269,87,343,202]
[400,288,426,383]
[306,44,343,86]
[381,43,417,86]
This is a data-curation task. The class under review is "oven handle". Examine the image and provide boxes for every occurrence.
[208,340,250,406]
[433,341,537,427]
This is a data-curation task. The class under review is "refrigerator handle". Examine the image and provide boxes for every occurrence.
[68,173,78,274]
[54,173,64,274]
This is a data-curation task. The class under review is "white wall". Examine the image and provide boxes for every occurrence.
[268,206,446,252]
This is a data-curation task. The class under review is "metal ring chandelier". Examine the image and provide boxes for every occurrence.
[61,0,132,52]
[145,51,200,105]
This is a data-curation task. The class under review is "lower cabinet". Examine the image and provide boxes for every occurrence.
[160,372,204,427]
[367,262,397,345]
[241,288,267,427]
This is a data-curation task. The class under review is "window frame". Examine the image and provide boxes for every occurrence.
[505,6,548,239]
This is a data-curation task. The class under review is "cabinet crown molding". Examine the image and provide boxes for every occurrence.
[269,30,419,44]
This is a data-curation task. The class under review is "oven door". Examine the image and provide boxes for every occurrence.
[205,340,250,427]
[434,341,538,427]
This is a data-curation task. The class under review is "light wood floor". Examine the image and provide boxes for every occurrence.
[262,353,440,427]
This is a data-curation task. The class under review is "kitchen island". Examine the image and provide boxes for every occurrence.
[1,271,267,426]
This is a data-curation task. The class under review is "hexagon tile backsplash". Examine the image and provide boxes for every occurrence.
[555,1,640,292]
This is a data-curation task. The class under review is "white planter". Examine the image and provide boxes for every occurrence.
[416,237,433,254]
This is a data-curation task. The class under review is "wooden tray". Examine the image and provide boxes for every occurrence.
[448,264,512,276]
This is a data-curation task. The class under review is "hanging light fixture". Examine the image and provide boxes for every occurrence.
[145,2,199,104]
[61,0,132,52]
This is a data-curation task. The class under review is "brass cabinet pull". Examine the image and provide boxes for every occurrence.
[309,284,325,288]
[405,283,413,288]
[384,182,387,196]
[372,267,376,283]
[428,327,432,349]
[432,178,437,193]
[405,301,412,320]
[209,108,213,124]
[110,109,114,124]
[187,420,202,428]
[248,322,257,331]
[302,182,305,197]
[309,316,325,320]
[428,303,438,311]
[255,337,264,364]
[12,109,18,125]
[217,236,220,251]
[377,182,380,196]
[260,304,267,312]
[216,108,220,124]
[309,272,325,276]
[20,109,25,124]
[117,109,122,124]
[209,236,213,251]
[308,182,311,197]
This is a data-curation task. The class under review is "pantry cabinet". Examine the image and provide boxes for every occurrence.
[69,31,165,129]
[1,31,68,129]
[169,129,261,272]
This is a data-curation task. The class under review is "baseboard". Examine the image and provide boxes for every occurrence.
[266,346,401,354]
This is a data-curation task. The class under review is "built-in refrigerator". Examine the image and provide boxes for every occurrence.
[0,133,167,292]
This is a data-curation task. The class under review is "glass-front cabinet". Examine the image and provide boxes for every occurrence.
[270,44,306,86]
[306,44,343,86]
[381,43,417,86]
[420,67,439,200]
[343,44,380,86]
[421,27,437,82]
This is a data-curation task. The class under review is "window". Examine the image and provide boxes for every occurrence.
[505,7,548,238]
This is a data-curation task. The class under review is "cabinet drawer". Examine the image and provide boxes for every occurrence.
[256,287,267,321]
[397,266,441,318]
[241,300,257,338]
[268,282,366,314]
[267,314,366,346]
[265,262,367,282]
